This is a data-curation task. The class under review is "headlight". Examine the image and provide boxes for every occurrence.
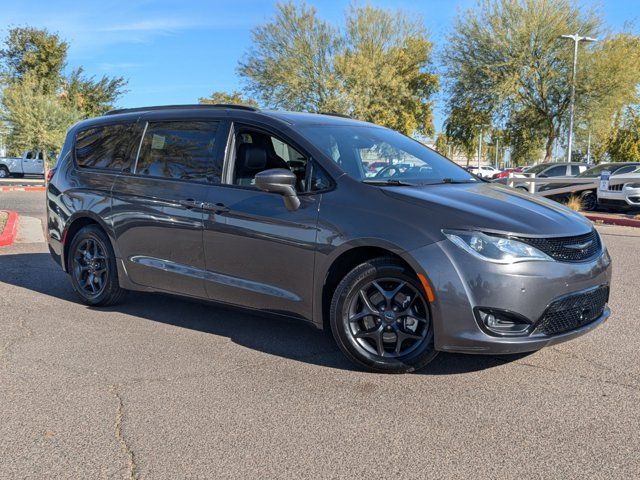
[443,230,553,264]
[624,183,640,189]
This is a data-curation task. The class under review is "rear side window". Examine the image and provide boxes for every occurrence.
[75,123,139,171]
[136,121,220,182]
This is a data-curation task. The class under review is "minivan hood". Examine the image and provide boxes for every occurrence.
[382,182,593,237]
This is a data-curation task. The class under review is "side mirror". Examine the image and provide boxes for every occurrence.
[255,168,300,211]
[537,173,547,178]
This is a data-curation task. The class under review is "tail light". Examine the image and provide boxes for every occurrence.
[46,167,57,183]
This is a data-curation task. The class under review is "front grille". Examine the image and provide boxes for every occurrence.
[534,286,609,336]
[513,229,601,262]
[608,184,623,191]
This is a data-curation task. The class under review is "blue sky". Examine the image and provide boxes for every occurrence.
[1,0,637,133]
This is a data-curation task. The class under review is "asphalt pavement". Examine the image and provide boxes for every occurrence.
[1,191,639,479]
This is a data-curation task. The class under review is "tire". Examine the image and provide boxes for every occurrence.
[0,166,9,178]
[581,190,597,211]
[67,225,126,306]
[329,258,438,373]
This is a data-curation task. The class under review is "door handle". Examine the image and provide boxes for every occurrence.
[201,202,229,214]
[178,198,200,209]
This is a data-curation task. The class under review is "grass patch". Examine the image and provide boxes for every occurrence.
[0,211,8,235]
[566,195,583,212]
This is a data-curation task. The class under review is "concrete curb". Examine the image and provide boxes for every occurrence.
[585,214,640,228]
[0,186,46,192]
[0,210,19,247]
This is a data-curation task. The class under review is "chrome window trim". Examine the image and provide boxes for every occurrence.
[132,121,148,174]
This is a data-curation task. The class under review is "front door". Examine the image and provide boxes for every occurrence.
[202,124,329,319]
[111,118,227,298]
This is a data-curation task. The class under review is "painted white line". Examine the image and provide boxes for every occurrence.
[15,216,45,244]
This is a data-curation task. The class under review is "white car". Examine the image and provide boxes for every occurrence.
[597,168,640,209]
[0,151,46,178]
[468,165,501,178]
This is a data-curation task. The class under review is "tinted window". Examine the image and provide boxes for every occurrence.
[75,123,139,171]
[543,165,567,177]
[570,165,581,175]
[136,121,220,182]
[614,165,637,175]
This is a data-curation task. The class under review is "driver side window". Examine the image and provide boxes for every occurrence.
[231,128,330,193]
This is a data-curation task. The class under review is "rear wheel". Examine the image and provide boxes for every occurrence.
[67,225,126,306]
[330,258,437,373]
[0,166,9,178]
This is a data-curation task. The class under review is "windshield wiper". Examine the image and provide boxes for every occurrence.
[362,179,415,186]
[439,178,478,184]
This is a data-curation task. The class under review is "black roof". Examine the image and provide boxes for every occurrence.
[77,104,377,131]
[105,104,259,115]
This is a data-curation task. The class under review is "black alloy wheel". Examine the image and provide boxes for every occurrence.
[330,258,438,373]
[67,225,126,306]
[581,191,598,211]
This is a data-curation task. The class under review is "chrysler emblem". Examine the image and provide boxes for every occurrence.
[565,240,593,250]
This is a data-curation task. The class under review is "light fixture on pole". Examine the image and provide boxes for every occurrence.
[559,33,597,163]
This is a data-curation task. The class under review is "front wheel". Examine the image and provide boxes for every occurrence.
[330,258,437,373]
[67,225,126,306]
[581,190,598,211]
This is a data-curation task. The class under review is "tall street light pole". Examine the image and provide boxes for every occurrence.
[559,34,597,163]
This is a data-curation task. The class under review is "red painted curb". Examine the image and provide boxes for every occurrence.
[585,214,640,228]
[0,210,19,247]
[0,186,46,192]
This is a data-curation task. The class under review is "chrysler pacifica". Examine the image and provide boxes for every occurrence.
[46,104,612,373]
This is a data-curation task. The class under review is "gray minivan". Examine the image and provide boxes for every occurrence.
[47,105,612,373]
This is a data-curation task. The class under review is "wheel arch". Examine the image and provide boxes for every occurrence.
[61,213,116,272]
[316,241,427,331]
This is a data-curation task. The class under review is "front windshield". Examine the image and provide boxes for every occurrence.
[524,163,551,174]
[298,125,477,184]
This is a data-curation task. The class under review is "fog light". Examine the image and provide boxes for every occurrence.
[475,308,532,336]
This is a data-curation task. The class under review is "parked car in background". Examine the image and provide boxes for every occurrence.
[47,104,612,373]
[0,151,46,178]
[494,162,588,190]
[493,167,524,179]
[537,162,640,210]
[597,167,640,210]
[467,165,501,178]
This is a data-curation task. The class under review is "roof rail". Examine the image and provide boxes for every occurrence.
[105,104,260,116]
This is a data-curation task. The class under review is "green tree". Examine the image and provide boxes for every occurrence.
[334,5,438,135]
[238,2,343,112]
[2,74,80,167]
[0,27,127,157]
[434,133,449,155]
[443,0,640,162]
[0,27,68,93]
[62,67,127,117]
[505,108,547,164]
[238,2,439,135]
[607,106,640,162]
[198,90,259,107]
[444,103,490,165]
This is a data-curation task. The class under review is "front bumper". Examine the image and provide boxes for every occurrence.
[598,187,640,206]
[408,239,612,354]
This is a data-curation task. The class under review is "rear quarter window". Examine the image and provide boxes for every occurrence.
[75,123,139,171]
